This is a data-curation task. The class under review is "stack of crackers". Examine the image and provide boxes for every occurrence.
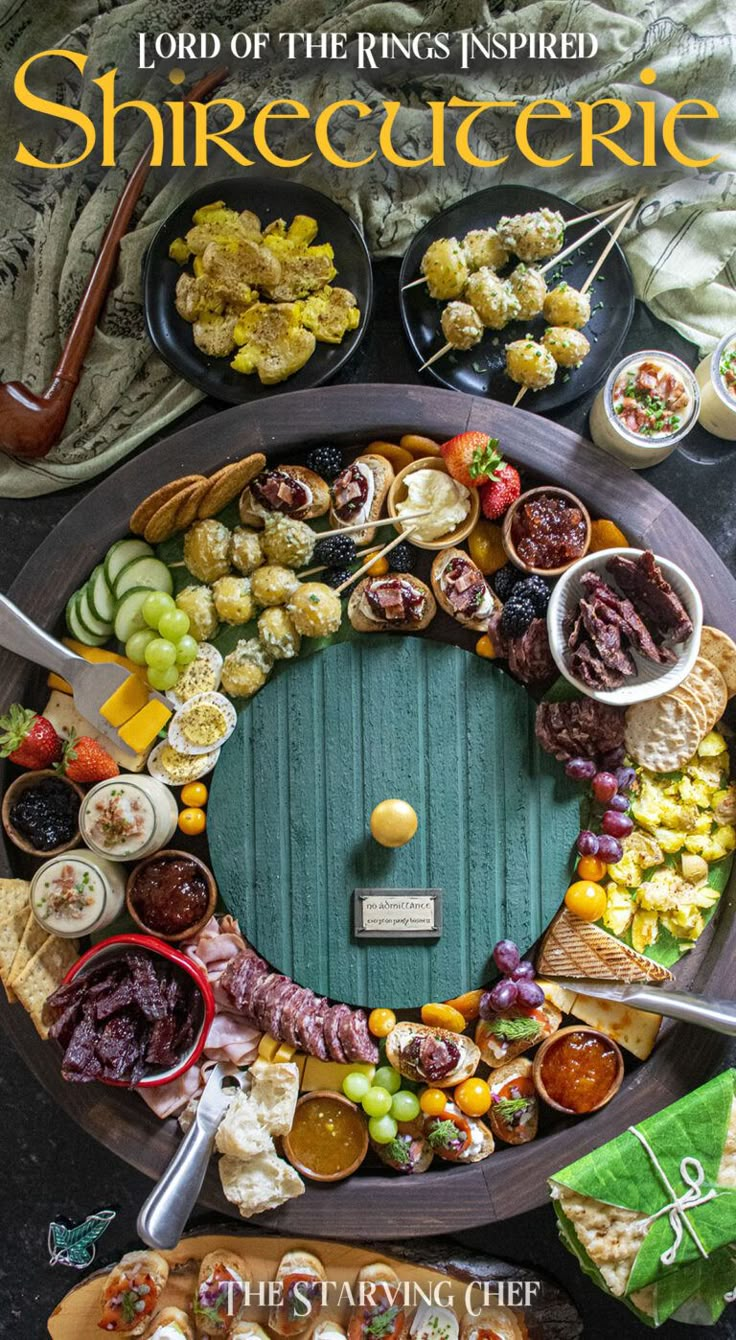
[130,452,266,543]
[0,879,79,1037]
[624,626,736,772]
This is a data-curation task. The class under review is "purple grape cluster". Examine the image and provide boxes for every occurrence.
[565,753,637,866]
[478,939,545,1018]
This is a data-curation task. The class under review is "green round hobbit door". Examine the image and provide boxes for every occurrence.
[208,635,579,1009]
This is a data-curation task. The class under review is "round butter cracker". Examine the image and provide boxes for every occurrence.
[670,682,709,737]
[197,452,267,519]
[625,694,701,772]
[682,655,728,733]
[699,626,736,697]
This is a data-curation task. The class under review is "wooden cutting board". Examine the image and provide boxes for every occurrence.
[46,1233,583,1339]
[209,636,579,1007]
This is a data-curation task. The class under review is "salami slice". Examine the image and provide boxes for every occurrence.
[264,980,301,1040]
[220,951,268,1010]
[280,986,312,1049]
[347,1008,379,1064]
[322,1004,349,1063]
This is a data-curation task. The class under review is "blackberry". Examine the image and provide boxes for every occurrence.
[493,563,523,602]
[515,574,551,615]
[314,534,357,566]
[388,542,416,573]
[305,445,344,480]
[324,566,352,590]
[500,596,536,639]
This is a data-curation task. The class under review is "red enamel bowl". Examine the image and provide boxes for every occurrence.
[62,932,215,1088]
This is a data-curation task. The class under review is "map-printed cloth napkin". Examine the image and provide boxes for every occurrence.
[0,0,735,496]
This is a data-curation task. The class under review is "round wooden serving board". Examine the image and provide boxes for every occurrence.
[2,383,736,1237]
[47,1232,582,1339]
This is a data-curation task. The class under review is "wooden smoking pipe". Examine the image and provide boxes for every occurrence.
[0,65,229,460]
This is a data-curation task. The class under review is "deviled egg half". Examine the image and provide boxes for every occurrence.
[167,642,223,710]
[168,691,237,756]
[147,740,221,786]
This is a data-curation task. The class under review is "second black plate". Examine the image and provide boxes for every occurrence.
[399,184,635,412]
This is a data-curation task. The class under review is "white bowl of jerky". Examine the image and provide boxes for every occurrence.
[547,547,702,707]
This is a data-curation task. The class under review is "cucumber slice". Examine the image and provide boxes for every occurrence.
[78,585,113,639]
[66,591,107,647]
[113,556,173,600]
[104,538,153,589]
[87,564,116,624]
[114,586,157,643]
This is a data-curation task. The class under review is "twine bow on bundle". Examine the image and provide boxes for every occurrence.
[629,1127,720,1267]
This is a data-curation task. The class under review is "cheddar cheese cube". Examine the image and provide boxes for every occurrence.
[301,1057,375,1093]
[99,674,150,728]
[118,700,172,752]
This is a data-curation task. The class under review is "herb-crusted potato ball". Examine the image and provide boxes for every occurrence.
[251,563,299,607]
[419,238,468,300]
[184,519,231,583]
[462,228,510,273]
[498,208,565,261]
[288,581,342,636]
[505,337,557,390]
[441,301,484,351]
[230,526,264,575]
[221,638,273,698]
[542,326,591,368]
[542,282,591,330]
[508,265,547,320]
[212,575,255,625]
[261,513,316,567]
[465,269,521,330]
[176,585,218,642]
[258,606,302,660]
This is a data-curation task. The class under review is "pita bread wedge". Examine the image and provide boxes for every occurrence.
[537,906,672,983]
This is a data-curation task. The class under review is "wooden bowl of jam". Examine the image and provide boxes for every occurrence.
[2,770,83,857]
[126,849,217,942]
[502,486,591,577]
[533,1026,623,1115]
[282,1090,369,1182]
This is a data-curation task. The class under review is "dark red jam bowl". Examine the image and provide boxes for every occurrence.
[61,933,214,1087]
[126,849,217,942]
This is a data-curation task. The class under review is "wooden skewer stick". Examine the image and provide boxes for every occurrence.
[512,193,643,411]
[537,198,634,277]
[419,342,453,373]
[335,527,418,595]
[401,199,634,291]
[315,510,430,540]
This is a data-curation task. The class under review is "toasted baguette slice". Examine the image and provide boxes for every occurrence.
[269,1250,326,1336]
[100,1251,169,1336]
[348,574,436,634]
[329,454,394,545]
[232,1326,272,1340]
[310,1325,347,1340]
[431,548,499,632]
[150,1308,194,1340]
[357,1263,400,1286]
[412,1301,460,1340]
[476,1000,561,1069]
[487,1057,539,1145]
[460,1307,526,1340]
[348,1266,408,1340]
[385,1021,480,1087]
[370,1117,434,1174]
[240,465,330,527]
[424,1099,493,1164]
[537,906,673,983]
[196,1251,250,1334]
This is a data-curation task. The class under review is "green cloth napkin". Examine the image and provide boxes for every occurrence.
[1,0,735,497]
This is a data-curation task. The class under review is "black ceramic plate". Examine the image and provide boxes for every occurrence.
[144,177,373,404]
[399,184,635,412]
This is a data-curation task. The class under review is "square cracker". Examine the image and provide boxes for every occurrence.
[0,878,30,920]
[0,908,29,1002]
[8,911,48,989]
[12,935,79,1039]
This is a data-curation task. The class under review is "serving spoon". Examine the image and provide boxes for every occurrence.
[0,65,229,460]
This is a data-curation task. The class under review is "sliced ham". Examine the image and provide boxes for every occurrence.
[204,1013,261,1066]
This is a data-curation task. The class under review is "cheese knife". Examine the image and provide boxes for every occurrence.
[551,978,736,1036]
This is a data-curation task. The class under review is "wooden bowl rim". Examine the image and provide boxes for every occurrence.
[501,485,592,577]
[387,456,480,551]
[532,1025,624,1115]
[1,769,83,858]
[282,1090,370,1182]
[125,847,218,943]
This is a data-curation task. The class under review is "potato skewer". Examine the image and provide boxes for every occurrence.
[334,526,419,594]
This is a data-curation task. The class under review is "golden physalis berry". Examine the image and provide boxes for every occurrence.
[454,1077,492,1117]
[368,1007,396,1038]
[420,1087,448,1116]
[181,781,208,808]
[178,806,207,836]
[565,880,607,921]
[577,854,607,882]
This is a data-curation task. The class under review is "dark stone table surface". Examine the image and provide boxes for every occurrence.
[1,261,734,1338]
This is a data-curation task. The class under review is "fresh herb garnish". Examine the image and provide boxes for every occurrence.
[426,1118,462,1149]
[385,1136,411,1165]
[487,1016,540,1042]
[194,1300,227,1326]
[493,1096,529,1121]
[366,1307,400,1337]
[120,1291,139,1325]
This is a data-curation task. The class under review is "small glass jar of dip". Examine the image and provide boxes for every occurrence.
[589,350,699,468]
[79,774,178,863]
[695,330,736,440]
[30,849,126,938]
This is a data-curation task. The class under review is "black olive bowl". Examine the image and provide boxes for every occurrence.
[143,176,373,404]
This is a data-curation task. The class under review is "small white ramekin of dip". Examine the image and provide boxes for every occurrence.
[695,330,736,440]
[589,350,699,468]
[80,774,178,863]
[31,850,126,937]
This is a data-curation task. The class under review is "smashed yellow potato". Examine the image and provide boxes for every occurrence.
[171,200,359,382]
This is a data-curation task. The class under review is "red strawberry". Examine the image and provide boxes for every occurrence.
[0,705,62,769]
[440,432,502,490]
[61,732,119,784]
[479,461,521,520]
